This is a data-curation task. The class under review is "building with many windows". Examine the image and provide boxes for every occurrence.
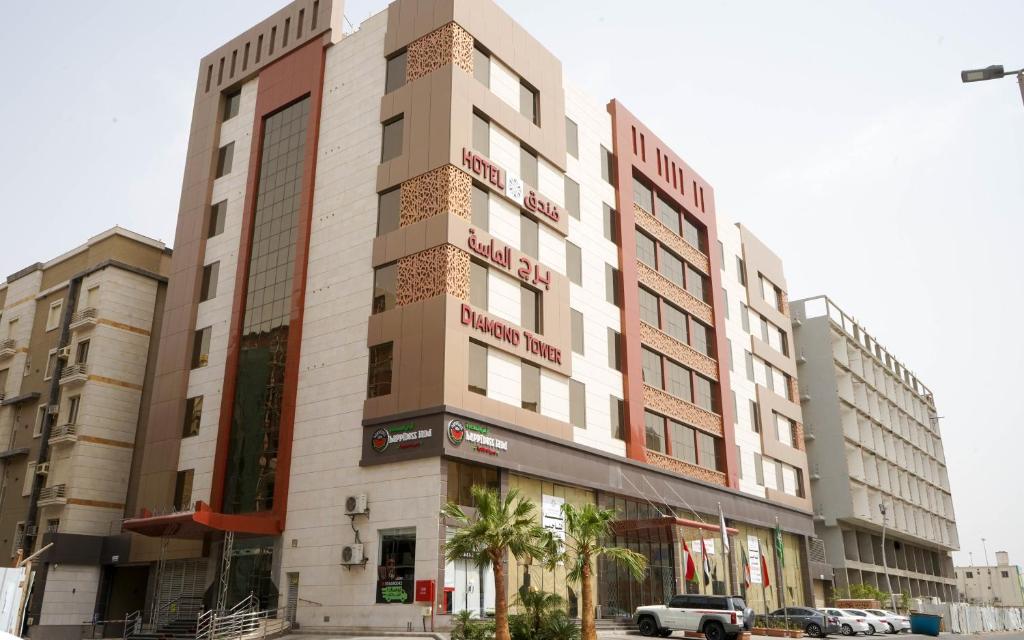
[0,227,170,638]
[103,0,830,632]
[791,296,959,603]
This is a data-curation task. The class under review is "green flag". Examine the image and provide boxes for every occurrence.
[774,523,785,567]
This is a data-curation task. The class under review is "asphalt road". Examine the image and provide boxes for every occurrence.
[595,634,1024,640]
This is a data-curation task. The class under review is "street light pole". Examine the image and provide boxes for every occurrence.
[960,64,1024,109]
[982,538,993,607]
[879,503,897,611]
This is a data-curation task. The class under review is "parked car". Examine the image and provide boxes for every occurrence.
[821,608,871,636]
[766,607,840,637]
[865,609,911,633]
[841,609,889,635]
[635,594,754,640]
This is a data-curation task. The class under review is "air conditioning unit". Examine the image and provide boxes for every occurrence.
[36,463,50,475]
[344,494,368,515]
[340,544,365,566]
[57,346,71,360]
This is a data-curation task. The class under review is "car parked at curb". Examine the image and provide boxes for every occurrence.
[821,608,871,636]
[865,609,911,633]
[766,607,840,638]
[635,594,754,640]
[841,609,889,635]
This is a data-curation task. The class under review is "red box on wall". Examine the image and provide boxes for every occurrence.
[415,579,435,602]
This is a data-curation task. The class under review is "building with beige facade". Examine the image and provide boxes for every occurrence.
[0,227,170,639]
[955,552,1024,607]
[111,0,827,633]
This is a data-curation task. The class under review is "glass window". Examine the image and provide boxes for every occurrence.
[694,376,715,412]
[669,421,696,464]
[659,251,683,286]
[67,395,81,425]
[183,396,203,437]
[565,118,579,157]
[608,329,621,371]
[377,529,416,604]
[378,188,401,235]
[520,215,538,258]
[750,400,761,433]
[200,262,220,302]
[468,340,488,395]
[663,303,688,343]
[385,51,407,93]
[565,177,580,220]
[685,265,706,302]
[666,360,692,401]
[683,216,702,251]
[473,113,490,157]
[43,351,57,380]
[638,288,659,326]
[754,453,764,484]
[655,193,681,235]
[760,316,770,342]
[472,184,489,230]
[633,177,653,212]
[372,263,397,314]
[610,396,624,440]
[641,347,663,389]
[691,321,712,357]
[447,461,498,506]
[736,256,747,286]
[602,204,618,244]
[566,242,582,285]
[209,200,228,238]
[571,309,584,354]
[601,146,615,184]
[470,261,488,309]
[777,413,794,447]
[520,81,538,124]
[173,470,195,511]
[636,232,656,266]
[570,380,586,428]
[520,285,540,333]
[367,342,394,398]
[698,432,720,470]
[605,264,621,306]
[46,300,63,331]
[521,361,540,412]
[644,411,665,453]
[744,351,754,381]
[216,142,234,178]
[224,90,241,121]
[381,116,404,162]
[740,303,750,332]
[521,147,538,186]
[473,46,490,87]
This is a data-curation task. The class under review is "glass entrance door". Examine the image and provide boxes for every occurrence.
[444,557,495,618]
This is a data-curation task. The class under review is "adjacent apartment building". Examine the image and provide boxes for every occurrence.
[0,228,170,638]
[791,296,959,603]
[112,0,827,631]
[955,552,1024,607]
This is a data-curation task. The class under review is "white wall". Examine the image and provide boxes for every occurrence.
[38,564,100,626]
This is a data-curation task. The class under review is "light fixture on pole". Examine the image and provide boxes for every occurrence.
[960,64,1024,108]
[879,503,898,611]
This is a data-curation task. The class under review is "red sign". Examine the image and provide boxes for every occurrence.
[524,188,560,223]
[460,304,563,365]
[467,229,551,291]
[415,579,435,602]
[462,148,505,190]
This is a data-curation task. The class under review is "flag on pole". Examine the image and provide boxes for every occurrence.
[742,543,751,588]
[759,538,771,587]
[701,534,713,586]
[774,522,785,568]
[718,504,730,554]
[682,538,697,582]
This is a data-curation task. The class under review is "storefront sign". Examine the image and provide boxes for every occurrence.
[460,304,563,365]
[462,148,506,190]
[748,534,762,585]
[692,539,715,555]
[467,229,551,291]
[542,494,565,541]
[371,423,434,454]
[447,419,508,456]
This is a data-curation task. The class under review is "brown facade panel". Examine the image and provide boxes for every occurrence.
[399,164,472,226]
[634,204,710,274]
[637,262,714,325]
[638,321,718,381]
[643,384,723,437]
[397,244,470,305]
[646,449,727,487]
[405,22,473,82]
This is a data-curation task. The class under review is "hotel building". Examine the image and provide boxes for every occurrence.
[103,0,829,632]
[0,228,170,638]
[791,296,959,603]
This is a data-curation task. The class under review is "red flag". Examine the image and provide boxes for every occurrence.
[682,538,697,582]
[760,538,771,587]
[701,535,713,586]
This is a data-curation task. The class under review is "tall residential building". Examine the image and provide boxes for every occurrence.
[117,0,820,631]
[791,296,959,603]
[0,227,170,639]
[955,551,1024,607]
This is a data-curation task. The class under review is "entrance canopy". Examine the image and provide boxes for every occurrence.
[122,501,281,539]
[612,516,738,541]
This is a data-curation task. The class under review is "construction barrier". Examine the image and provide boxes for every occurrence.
[915,601,1024,633]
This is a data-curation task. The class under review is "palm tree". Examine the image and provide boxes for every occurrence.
[442,485,548,640]
[548,503,648,640]
[515,588,566,635]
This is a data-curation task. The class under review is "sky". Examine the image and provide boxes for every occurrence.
[2,2,1022,568]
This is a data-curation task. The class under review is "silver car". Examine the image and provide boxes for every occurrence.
[865,609,911,633]
[822,608,870,636]
[841,609,888,635]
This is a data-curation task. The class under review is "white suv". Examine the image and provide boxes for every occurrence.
[635,594,754,640]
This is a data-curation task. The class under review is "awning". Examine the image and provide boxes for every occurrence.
[612,516,739,538]
[0,448,29,460]
[122,501,281,539]
[1,392,40,406]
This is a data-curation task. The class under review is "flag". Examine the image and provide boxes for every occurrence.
[774,522,785,568]
[682,538,697,582]
[719,504,730,554]
[701,534,713,586]
[760,539,771,587]
[742,544,751,588]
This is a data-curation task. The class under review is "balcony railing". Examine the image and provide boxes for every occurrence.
[69,308,98,330]
[38,484,67,506]
[0,338,15,359]
[59,363,88,386]
[48,424,78,446]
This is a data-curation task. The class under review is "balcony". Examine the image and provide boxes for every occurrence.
[48,424,78,446]
[38,484,67,507]
[59,363,88,386]
[0,338,15,360]
[69,308,98,331]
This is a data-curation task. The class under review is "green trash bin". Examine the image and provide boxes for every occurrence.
[910,612,942,636]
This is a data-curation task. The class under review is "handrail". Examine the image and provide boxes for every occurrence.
[198,605,291,640]
[123,610,141,640]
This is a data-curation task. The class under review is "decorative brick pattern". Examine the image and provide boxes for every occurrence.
[793,421,805,451]
[634,203,710,274]
[397,244,470,305]
[646,449,728,487]
[400,165,472,227]
[639,322,718,381]
[406,22,474,82]
[637,262,714,325]
[643,384,723,436]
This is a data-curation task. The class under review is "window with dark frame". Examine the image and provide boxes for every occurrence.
[381,116,404,162]
[633,176,653,212]
[377,188,401,235]
[638,287,659,327]
[570,380,586,428]
[520,214,538,258]
[215,142,234,178]
[473,112,490,157]
[601,146,615,184]
[566,242,582,285]
[659,250,683,287]
[372,263,397,314]
[636,232,656,267]
[570,309,584,354]
[468,340,488,396]
[183,396,203,438]
[693,375,715,412]
[697,432,721,471]
[666,360,692,402]
[565,177,580,219]
[685,264,707,302]
[602,204,618,244]
[385,51,407,93]
[472,184,490,230]
[663,302,688,343]
[75,339,90,364]
[200,262,220,302]
[655,193,681,236]
[750,400,761,433]
[520,81,538,124]
[377,530,416,604]
[520,146,538,186]
[605,264,621,306]
[520,285,540,333]
[470,261,488,309]
[191,328,210,369]
[367,342,394,398]
[610,396,624,440]
[173,469,195,510]
[669,421,697,464]
[521,361,540,412]
[473,46,490,86]
[641,347,663,388]
[644,411,665,453]
[691,320,712,357]
[67,395,81,425]
[565,118,578,158]
[224,91,241,121]
[209,200,227,238]
[683,216,703,252]
[608,329,622,371]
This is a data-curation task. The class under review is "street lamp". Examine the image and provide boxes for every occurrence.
[879,503,898,611]
[960,64,1024,107]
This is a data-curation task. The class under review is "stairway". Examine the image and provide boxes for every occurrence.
[129,618,199,640]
